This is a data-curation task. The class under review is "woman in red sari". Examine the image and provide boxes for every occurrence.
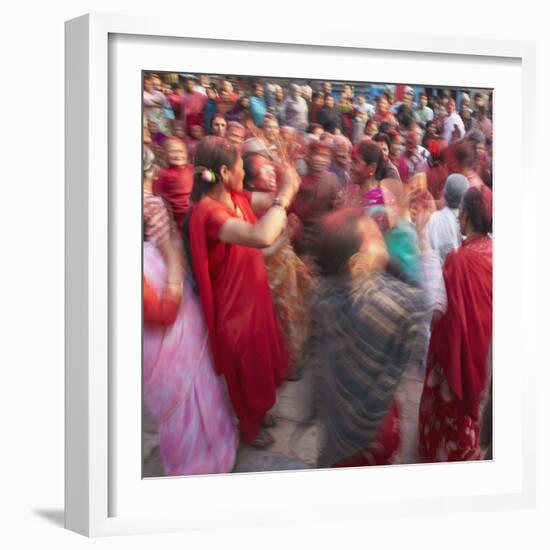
[418,185,493,462]
[185,136,300,448]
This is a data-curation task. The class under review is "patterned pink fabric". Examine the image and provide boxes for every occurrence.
[143,242,238,475]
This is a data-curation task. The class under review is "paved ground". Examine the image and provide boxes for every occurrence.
[143,363,425,477]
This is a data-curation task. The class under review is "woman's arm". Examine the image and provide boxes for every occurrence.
[219,206,287,248]
[219,164,300,248]
[249,191,276,214]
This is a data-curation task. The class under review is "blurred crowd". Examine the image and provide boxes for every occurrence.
[142,72,493,476]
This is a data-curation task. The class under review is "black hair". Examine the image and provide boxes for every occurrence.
[356,140,385,181]
[314,208,365,277]
[462,185,492,234]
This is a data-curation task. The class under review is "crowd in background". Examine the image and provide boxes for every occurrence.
[142,72,493,475]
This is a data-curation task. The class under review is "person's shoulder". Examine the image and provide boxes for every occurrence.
[369,271,424,317]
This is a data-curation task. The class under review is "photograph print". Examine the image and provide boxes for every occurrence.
[142,71,493,477]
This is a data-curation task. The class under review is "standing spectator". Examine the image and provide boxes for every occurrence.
[427,174,469,262]
[373,94,399,128]
[143,73,171,135]
[167,82,185,120]
[415,92,434,125]
[249,82,267,127]
[317,94,343,134]
[308,91,325,124]
[442,99,465,144]
[181,75,207,130]
[285,84,309,132]
[419,185,493,462]
[195,74,211,96]
[446,140,485,188]
[470,106,493,142]
[153,137,194,227]
[268,86,286,126]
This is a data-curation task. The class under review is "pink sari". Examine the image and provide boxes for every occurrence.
[143,242,238,475]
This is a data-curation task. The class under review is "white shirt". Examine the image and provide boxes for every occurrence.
[427,207,463,263]
[443,112,465,143]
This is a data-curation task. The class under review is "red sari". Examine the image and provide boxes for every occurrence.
[419,234,492,462]
[189,192,288,443]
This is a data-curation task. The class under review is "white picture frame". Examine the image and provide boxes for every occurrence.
[65,12,537,537]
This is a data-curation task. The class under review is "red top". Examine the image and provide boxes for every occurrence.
[429,234,492,419]
[153,164,194,227]
[189,192,288,442]
[143,277,180,327]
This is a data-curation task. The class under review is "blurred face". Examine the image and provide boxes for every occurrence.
[406,134,418,155]
[144,78,155,93]
[358,96,365,104]
[366,121,379,137]
[325,96,335,108]
[403,93,413,107]
[165,139,188,166]
[351,151,375,184]
[475,142,486,159]
[226,156,244,193]
[251,155,277,192]
[419,95,428,108]
[446,149,461,174]
[312,126,324,137]
[185,79,195,93]
[173,121,186,138]
[323,82,332,94]
[212,117,227,137]
[152,76,162,91]
[343,85,352,99]
[378,141,389,160]
[263,119,280,143]
[390,135,403,157]
[227,127,245,147]
[254,84,264,97]
[377,96,389,113]
[189,125,205,140]
[334,145,350,165]
[426,121,436,136]
[199,75,210,87]
[275,89,284,102]
[206,87,217,100]
[241,96,250,109]
[222,80,233,94]
[308,152,331,174]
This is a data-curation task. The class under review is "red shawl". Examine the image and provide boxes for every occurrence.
[153,164,194,226]
[429,234,492,418]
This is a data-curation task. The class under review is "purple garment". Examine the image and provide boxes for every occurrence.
[143,242,238,475]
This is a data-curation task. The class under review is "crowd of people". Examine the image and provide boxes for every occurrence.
[142,72,493,476]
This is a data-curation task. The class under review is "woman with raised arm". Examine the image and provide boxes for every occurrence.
[184,136,300,449]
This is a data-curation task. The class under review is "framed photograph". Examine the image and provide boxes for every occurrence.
[65,13,536,537]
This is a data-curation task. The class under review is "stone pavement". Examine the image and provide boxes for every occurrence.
[143,362,425,477]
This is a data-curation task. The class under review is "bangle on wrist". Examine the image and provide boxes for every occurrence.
[272,196,288,211]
